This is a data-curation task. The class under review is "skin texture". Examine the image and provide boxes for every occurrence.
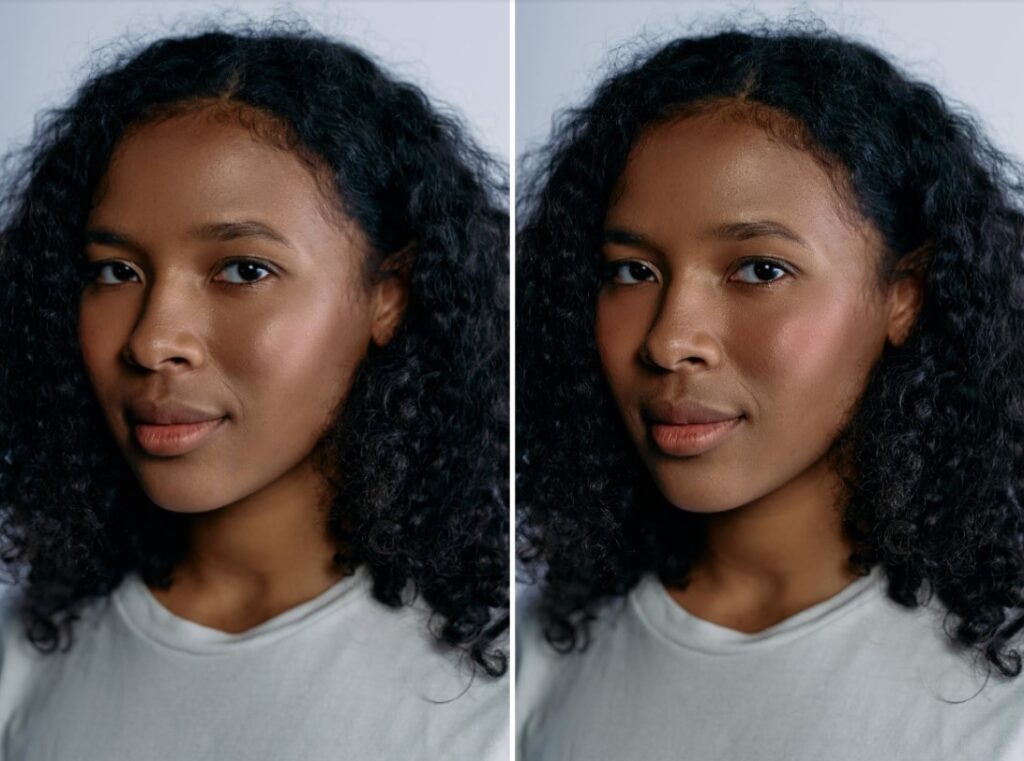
[78,108,406,630]
[595,110,921,631]
[519,29,1024,677]
[0,30,507,674]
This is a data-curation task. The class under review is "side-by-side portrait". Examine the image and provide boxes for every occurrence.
[2,2,1024,760]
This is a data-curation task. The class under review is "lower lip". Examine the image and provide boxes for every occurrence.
[132,417,226,457]
[649,417,743,457]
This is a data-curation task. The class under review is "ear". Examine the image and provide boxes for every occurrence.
[370,245,414,347]
[885,247,927,347]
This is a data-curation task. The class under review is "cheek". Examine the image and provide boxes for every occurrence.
[595,291,656,387]
[735,289,885,432]
[77,312,104,383]
[78,296,132,398]
[219,289,373,435]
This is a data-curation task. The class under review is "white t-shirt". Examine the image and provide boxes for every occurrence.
[517,568,1024,760]
[0,565,508,760]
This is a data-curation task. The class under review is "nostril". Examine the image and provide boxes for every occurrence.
[122,344,195,371]
[641,341,715,372]
[122,344,139,367]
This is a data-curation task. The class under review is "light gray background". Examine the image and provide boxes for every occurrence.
[0,0,509,165]
[517,0,1024,166]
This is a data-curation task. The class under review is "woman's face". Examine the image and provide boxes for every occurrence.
[79,108,404,512]
[595,109,919,512]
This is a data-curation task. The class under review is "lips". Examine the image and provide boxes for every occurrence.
[126,398,227,457]
[128,399,225,426]
[642,398,744,457]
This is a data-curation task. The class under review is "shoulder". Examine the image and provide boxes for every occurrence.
[516,581,632,677]
[350,576,509,689]
[515,582,557,682]
[516,581,639,761]
[847,584,1024,756]
[516,582,559,725]
[341,576,509,758]
[515,581,628,717]
[0,582,47,728]
[0,581,36,668]
[876,586,1024,695]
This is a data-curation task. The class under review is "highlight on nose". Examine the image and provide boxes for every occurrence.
[116,278,209,371]
[122,316,205,371]
[640,322,721,371]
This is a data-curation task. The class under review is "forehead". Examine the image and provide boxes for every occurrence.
[88,109,355,250]
[608,110,878,257]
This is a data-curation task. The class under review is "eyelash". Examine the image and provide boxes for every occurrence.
[599,257,794,287]
[216,259,276,286]
[600,260,658,285]
[731,258,793,285]
[83,257,277,288]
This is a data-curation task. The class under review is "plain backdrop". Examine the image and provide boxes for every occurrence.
[0,0,509,166]
[516,0,1024,166]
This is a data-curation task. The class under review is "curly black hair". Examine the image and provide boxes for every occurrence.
[518,22,1024,677]
[0,22,508,676]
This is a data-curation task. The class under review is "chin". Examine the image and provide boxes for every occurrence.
[650,471,752,514]
[662,494,745,514]
[147,493,229,514]
[133,476,234,513]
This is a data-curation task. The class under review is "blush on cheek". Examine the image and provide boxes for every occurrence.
[240,299,374,414]
[752,294,885,425]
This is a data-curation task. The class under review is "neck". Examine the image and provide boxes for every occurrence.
[149,456,347,631]
[666,456,860,632]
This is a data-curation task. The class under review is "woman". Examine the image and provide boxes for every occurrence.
[0,24,508,760]
[517,24,1024,760]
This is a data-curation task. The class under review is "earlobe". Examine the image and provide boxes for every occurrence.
[886,265,925,347]
[370,247,413,347]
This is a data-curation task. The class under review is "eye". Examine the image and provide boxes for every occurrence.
[87,261,141,285]
[215,259,275,285]
[731,259,791,285]
[601,260,659,285]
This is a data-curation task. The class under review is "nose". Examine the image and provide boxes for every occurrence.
[641,278,723,372]
[123,277,206,372]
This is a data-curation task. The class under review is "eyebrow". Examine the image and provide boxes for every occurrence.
[602,228,661,254]
[83,228,143,254]
[602,219,811,254]
[84,220,295,252]
[189,220,295,249]
[707,219,811,250]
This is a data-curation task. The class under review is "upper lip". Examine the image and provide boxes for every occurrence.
[127,399,226,425]
[642,398,743,425]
